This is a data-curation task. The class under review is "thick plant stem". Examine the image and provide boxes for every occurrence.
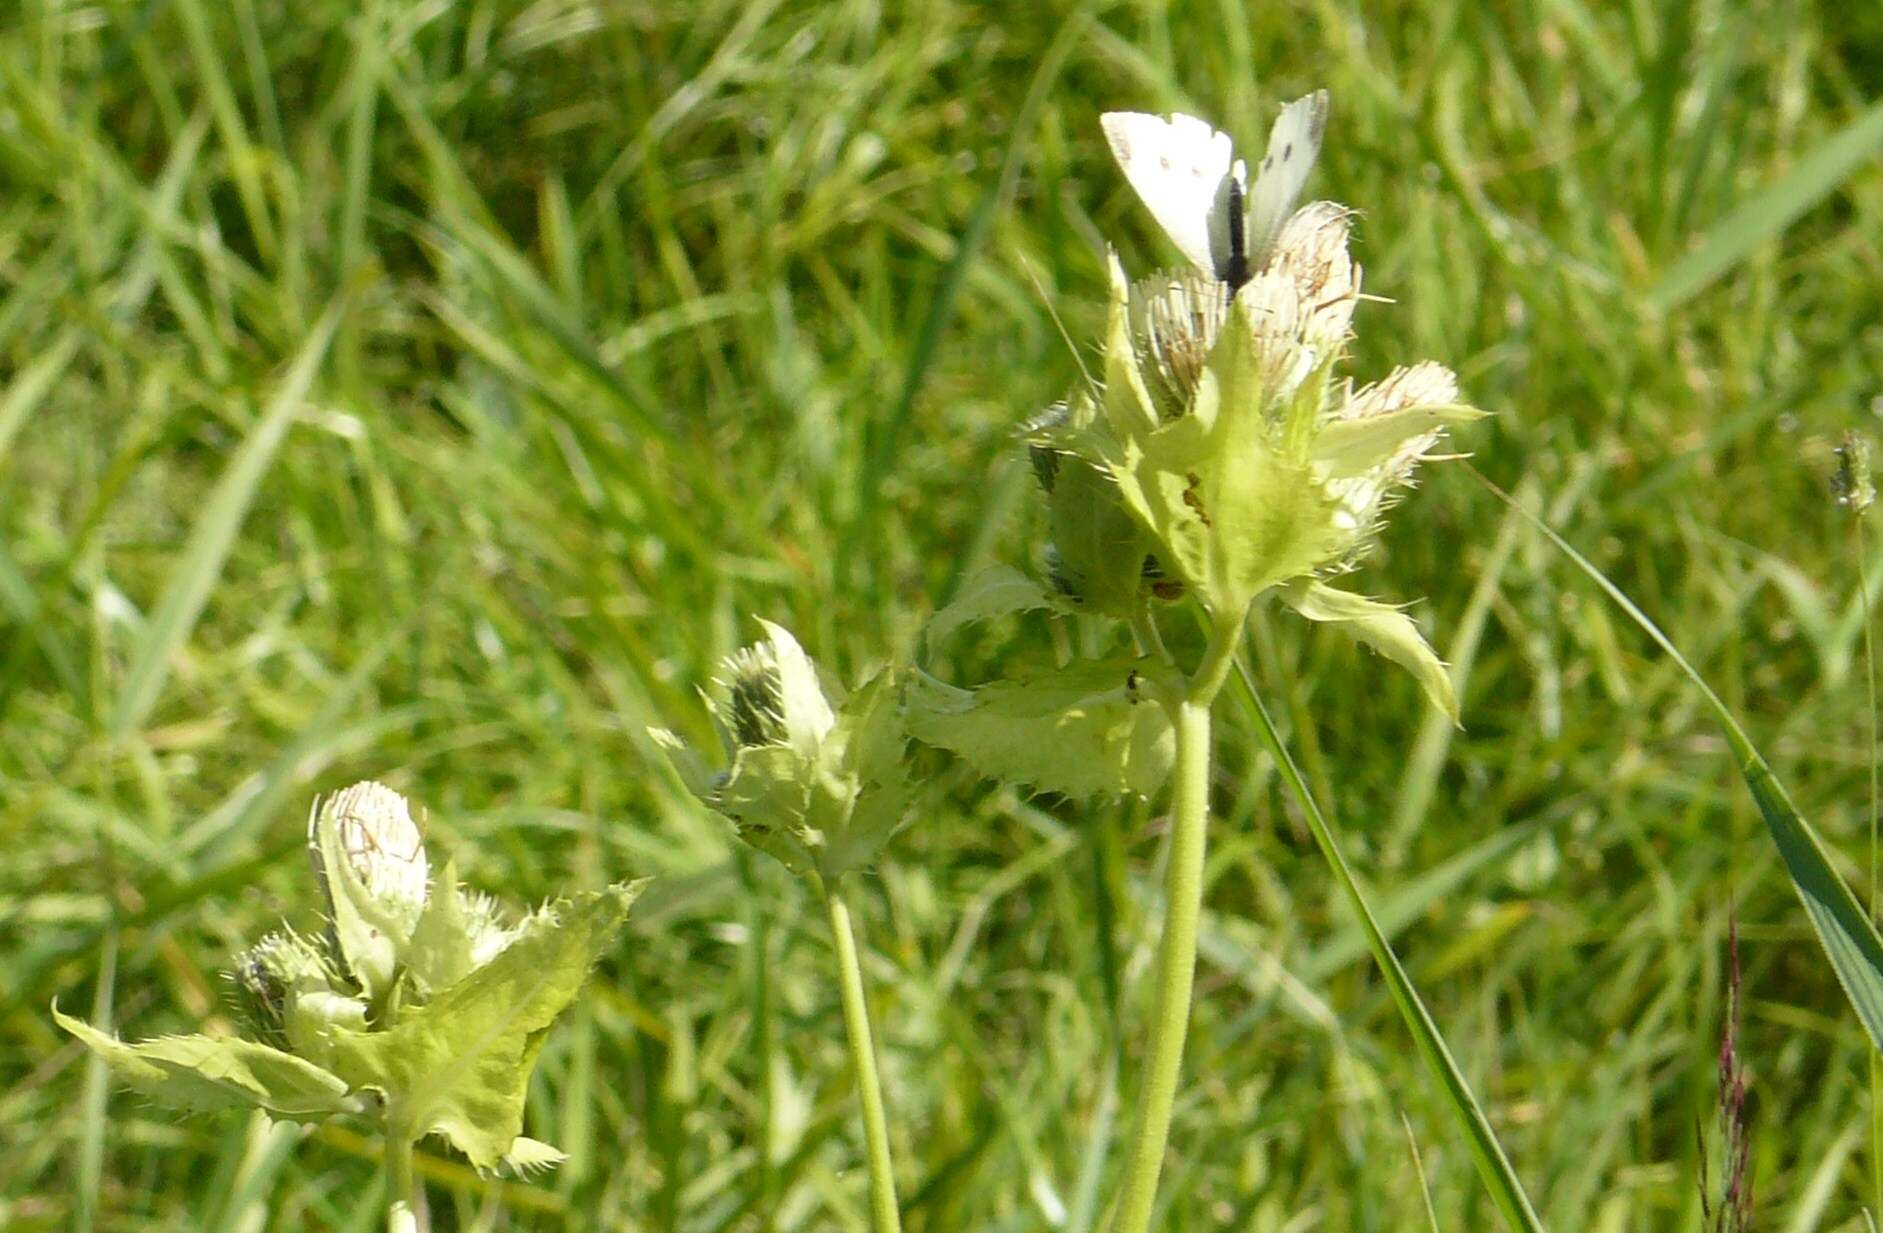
[1110,693,1213,1233]
[822,885,903,1233]
[385,1132,417,1233]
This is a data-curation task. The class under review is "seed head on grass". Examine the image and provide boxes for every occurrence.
[1835,432,1875,514]
[1701,912,1755,1233]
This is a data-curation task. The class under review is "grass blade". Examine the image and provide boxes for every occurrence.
[1231,658,1548,1233]
[1648,100,1883,308]
[0,328,78,461]
[858,5,1090,538]
[109,304,340,738]
[1472,466,1883,1053]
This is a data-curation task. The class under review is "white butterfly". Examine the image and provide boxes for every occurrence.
[1101,91,1329,288]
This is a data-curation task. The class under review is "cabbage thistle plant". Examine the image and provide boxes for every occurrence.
[912,93,1487,1233]
[652,621,912,1233]
[57,781,642,1232]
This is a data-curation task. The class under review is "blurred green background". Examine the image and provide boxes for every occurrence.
[3,0,1882,1229]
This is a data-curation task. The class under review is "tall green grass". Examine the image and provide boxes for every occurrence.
[3,1,1882,1229]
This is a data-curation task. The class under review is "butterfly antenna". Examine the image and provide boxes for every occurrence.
[1020,255,1099,395]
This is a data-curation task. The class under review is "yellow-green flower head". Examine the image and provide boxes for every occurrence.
[1129,202,1362,423]
[1321,359,1460,539]
[651,621,909,882]
[1066,196,1481,627]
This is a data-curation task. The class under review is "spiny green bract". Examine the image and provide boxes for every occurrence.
[55,781,642,1176]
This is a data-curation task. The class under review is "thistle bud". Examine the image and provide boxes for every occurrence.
[1023,399,1159,616]
[718,644,792,749]
[314,780,429,923]
[712,623,836,757]
[652,621,910,882]
[308,781,430,998]
[230,929,366,1054]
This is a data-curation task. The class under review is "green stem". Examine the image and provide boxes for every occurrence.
[1109,695,1210,1233]
[385,1131,417,1233]
[822,884,903,1233]
[1109,620,1235,1233]
[1128,602,1170,664]
[1854,511,1882,1219]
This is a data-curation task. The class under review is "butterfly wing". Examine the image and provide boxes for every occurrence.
[1242,90,1330,269]
[1100,111,1239,275]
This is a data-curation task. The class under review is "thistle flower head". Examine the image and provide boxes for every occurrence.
[1130,266,1232,420]
[1027,97,1487,717]
[1322,360,1460,540]
[1076,212,1478,630]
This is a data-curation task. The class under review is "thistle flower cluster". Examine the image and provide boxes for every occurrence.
[652,621,911,883]
[57,780,639,1177]
[1026,141,1484,718]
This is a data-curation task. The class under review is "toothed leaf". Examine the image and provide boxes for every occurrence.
[1312,404,1486,477]
[648,727,716,799]
[326,881,643,1170]
[53,1004,353,1120]
[819,669,914,878]
[906,654,1173,799]
[502,1135,567,1176]
[924,566,1058,653]
[405,857,474,998]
